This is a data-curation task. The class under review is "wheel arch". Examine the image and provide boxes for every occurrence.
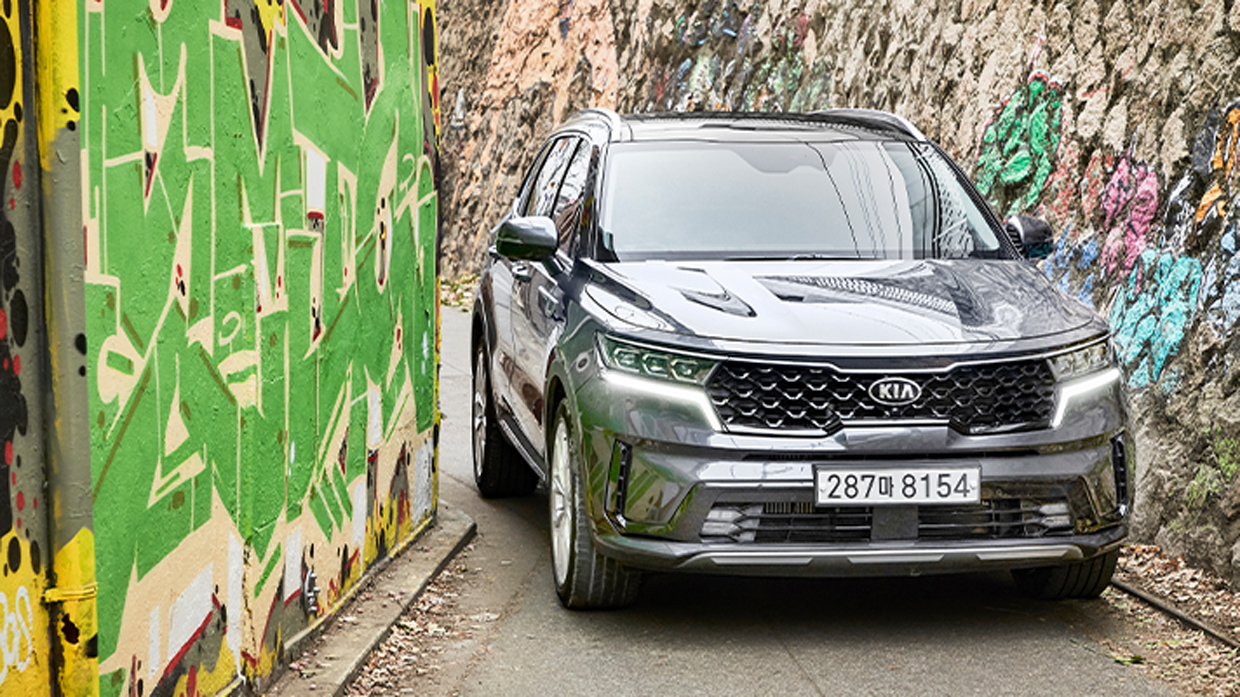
[545,373,569,452]
[471,301,489,356]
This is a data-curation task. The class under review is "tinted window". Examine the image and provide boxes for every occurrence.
[524,137,579,218]
[552,142,592,253]
[599,140,1005,262]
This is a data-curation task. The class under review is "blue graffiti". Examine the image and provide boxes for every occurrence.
[1203,222,1240,333]
[1043,225,1097,309]
[1075,274,1096,309]
[1076,238,1099,270]
[1110,250,1203,389]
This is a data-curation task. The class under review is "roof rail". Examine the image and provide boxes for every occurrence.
[808,109,927,141]
[565,107,624,133]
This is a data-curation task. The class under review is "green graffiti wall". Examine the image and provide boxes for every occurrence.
[81,0,439,693]
[975,73,1065,218]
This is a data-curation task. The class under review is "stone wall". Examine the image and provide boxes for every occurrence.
[438,0,1240,584]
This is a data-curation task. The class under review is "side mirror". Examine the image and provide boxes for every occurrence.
[496,216,558,261]
[1004,215,1054,260]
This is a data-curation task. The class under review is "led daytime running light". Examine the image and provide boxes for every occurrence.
[1049,342,1110,381]
[1051,368,1121,428]
[598,336,716,385]
[600,371,723,431]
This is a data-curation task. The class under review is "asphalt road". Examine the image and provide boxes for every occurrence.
[432,305,1171,697]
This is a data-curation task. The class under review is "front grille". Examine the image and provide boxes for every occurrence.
[700,498,1072,543]
[917,500,1048,539]
[705,358,1055,434]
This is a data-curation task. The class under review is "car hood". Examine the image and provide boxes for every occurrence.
[583,259,1101,348]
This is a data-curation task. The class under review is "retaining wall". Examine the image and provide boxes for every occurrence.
[438,0,1240,585]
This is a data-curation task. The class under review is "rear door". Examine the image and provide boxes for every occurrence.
[509,136,590,455]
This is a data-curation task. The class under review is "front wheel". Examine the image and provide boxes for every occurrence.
[1011,549,1119,600]
[549,402,641,609]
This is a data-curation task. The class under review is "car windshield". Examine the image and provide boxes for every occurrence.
[599,139,1008,262]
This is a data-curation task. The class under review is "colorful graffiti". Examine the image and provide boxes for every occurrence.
[1037,99,1240,391]
[1045,149,1162,311]
[1100,156,1160,274]
[975,73,1065,216]
[82,0,438,693]
[1045,147,1201,389]
[1109,250,1203,389]
[0,0,53,692]
[1184,102,1240,344]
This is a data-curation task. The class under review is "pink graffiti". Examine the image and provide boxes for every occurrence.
[655,65,671,105]
[792,14,809,50]
[1043,139,1080,232]
[1079,150,1114,222]
[1100,156,1159,274]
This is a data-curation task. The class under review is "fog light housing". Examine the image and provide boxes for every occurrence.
[1111,434,1130,517]
[1037,502,1073,531]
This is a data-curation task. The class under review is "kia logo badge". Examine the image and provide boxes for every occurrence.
[869,377,922,406]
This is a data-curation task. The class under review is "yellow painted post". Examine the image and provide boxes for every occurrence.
[34,0,97,694]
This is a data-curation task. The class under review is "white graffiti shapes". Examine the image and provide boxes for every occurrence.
[0,586,33,685]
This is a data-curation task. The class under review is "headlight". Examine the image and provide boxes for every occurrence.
[1048,341,1110,381]
[1048,339,1121,429]
[597,335,716,385]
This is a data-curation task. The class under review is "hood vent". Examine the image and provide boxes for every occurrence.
[677,287,756,317]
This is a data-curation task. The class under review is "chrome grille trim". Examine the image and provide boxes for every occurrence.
[706,358,1055,434]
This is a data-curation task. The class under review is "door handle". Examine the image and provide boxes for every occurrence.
[538,286,560,317]
[512,262,533,283]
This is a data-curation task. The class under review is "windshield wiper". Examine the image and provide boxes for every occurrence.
[722,253,858,261]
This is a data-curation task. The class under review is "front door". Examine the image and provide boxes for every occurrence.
[508,136,589,457]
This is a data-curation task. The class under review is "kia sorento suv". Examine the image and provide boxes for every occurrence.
[470,109,1129,609]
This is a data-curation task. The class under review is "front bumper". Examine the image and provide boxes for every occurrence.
[572,354,1132,578]
[596,526,1127,577]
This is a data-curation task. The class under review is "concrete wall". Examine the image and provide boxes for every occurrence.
[78,1,441,694]
[438,0,1240,585]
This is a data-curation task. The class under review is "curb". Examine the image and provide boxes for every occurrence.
[265,501,478,696]
[1110,579,1240,652]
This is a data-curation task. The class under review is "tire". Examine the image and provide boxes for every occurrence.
[548,402,642,609]
[1011,549,1119,600]
[472,344,538,498]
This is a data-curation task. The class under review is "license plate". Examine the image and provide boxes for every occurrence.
[815,467,981,506]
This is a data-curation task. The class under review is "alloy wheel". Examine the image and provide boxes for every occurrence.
[472,350,489,484]
[550,416,573,588]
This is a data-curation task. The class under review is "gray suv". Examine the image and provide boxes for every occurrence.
[470,109,1130,609]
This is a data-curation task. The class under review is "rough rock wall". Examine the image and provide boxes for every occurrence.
[438,0,619,277]
[438,0,1240,585]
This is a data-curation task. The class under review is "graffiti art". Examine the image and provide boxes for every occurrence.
[82,0,439,693]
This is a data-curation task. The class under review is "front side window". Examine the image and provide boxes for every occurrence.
[552,142,593,253]
[524,137,580,218]
[599,139,1006,262]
